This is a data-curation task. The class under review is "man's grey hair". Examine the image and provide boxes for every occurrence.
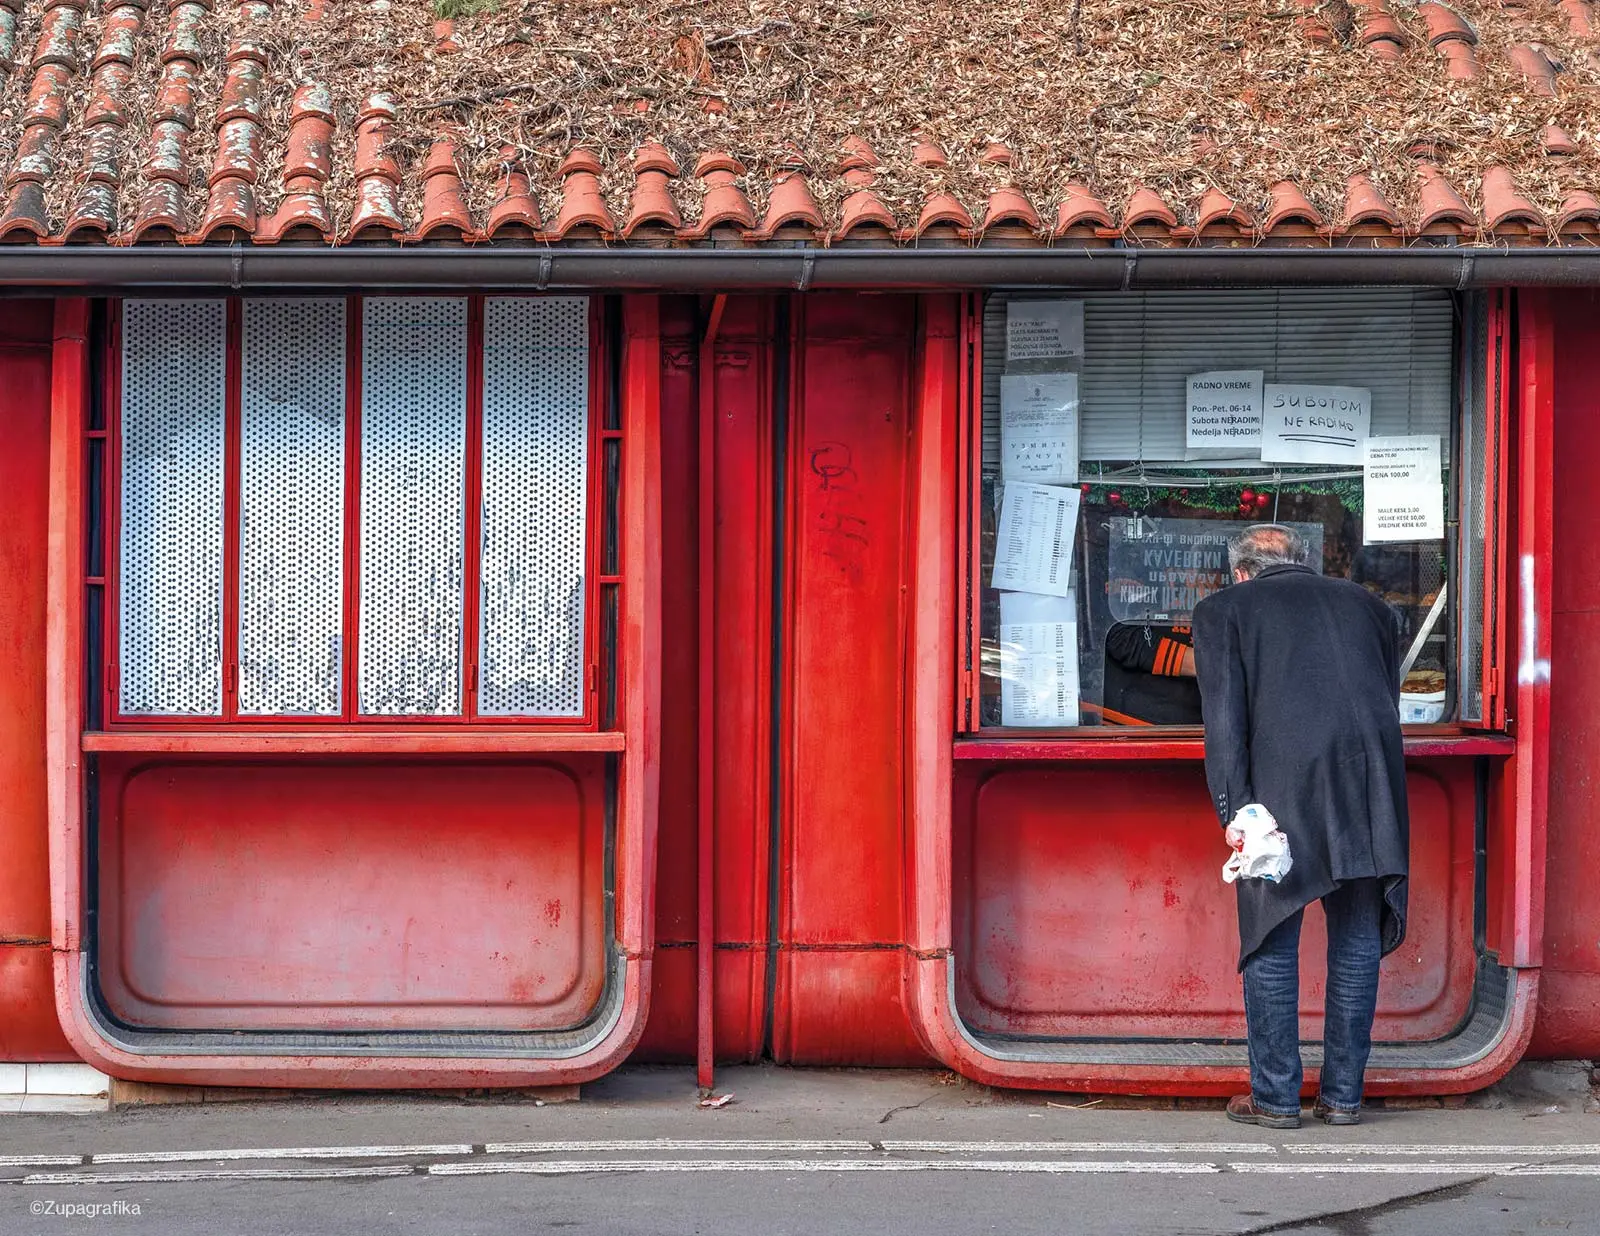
[1228,524,1308,579]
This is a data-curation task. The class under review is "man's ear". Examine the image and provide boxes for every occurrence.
[1233,568,1251,584]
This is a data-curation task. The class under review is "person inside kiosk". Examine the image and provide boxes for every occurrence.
[978,290,1473,734]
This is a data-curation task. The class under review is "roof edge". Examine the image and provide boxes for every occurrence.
[8,243,1600,292]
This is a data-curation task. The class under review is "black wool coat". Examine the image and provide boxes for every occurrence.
[1191,563,1410,969]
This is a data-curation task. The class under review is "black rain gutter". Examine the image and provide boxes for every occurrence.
[7,244,1600,293]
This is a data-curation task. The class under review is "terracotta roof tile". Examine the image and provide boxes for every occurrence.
[1509,43,1559,96]
[1416,163,1475,231]
[1122,187,1177,230]
[553,147,614,238]
[690,152,755,234]
[1263,181,1325,234]
[1053,183,1112,236]
[759,164,822,236]
[1560,0,1594,36]
[1342,173,1401,229]
[1481,165,1543,231]
[1418,2,1479,78]
[1353,0,1409,59]
[0,0,1581,249]
[979,185,1038,233]
[915,191,972,237]
[1555,189,1600,234]
[1195,186,1252,234]
[484,146,539,237]
[622,141,681,238]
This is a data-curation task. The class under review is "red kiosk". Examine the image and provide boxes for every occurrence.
[0,0,1593,1101]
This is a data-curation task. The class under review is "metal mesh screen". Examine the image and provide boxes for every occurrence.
[358,297,468,716]
[238,298,347,716]
[478,297,590,717]
[119,299,227,715]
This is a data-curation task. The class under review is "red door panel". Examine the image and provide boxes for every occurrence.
[775,295,927,1064]
[96,757,607,1033]
[954,760,1475,1042]
[0,326,72,1058]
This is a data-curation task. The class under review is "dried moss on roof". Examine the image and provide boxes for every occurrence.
[15,0,1600,233]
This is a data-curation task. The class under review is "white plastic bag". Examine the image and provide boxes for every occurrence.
[1222,804,1293,884]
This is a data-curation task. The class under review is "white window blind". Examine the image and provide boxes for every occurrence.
[984,289,1456,464]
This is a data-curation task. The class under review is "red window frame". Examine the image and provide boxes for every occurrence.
[101,294,609,731]
[955,288,1511,739]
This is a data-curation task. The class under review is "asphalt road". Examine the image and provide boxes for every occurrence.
[3,1065,1599,1235]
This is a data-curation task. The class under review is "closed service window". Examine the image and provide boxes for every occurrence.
[975,288,1492,731]
[112,296,597,724]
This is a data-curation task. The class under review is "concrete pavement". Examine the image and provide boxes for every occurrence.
[1,1065,1599,1234]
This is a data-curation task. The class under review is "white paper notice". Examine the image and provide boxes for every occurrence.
[991,482,1080,597]
[999,614,1080,727]
[1261,384,1372,465]
[1001,373,1079,484]
[1364,435,1444,543]
[1186,370,1263,457]
[1006,300,1085,365]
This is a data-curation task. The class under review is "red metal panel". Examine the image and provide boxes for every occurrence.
[1530,289,1600,1056]
[953,761,1475,1042]
[46,296,663,1087]
[0,305,72,1058]
[1501,290,1554,971]
[96,757,605,1031]
[903,291,1539,1094]
[634,298,699,1061]
[708,299,776,1061]
[774,293,926,1064]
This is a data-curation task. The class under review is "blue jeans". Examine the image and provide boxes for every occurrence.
[1241,878,1383,1115]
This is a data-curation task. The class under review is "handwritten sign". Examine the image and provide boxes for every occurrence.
[1106,517,1324,622]
[1260,384,1372,465]
[1364,435,1443,544]
[1186,370,1263,457]
[1006,300,1085,365]
[991,481,1080,597]
[1001,373,1079,484]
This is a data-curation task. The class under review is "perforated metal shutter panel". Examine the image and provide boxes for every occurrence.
[358,297,467,716]
[479,297,589,717]
[238,298,346,716]
[119,299,227,715]
[984,290,1456,462]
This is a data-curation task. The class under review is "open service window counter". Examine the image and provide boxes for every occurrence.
[903,289,1549,1096]
[45,296,664,1087]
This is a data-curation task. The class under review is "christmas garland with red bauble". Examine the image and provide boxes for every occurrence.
[1074,477,1365,517]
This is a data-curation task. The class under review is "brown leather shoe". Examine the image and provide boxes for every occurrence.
[1313,1096,1361,1126]
[1226,1094,1302,1129]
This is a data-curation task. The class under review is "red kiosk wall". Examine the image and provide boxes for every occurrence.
[0,302,71,1059]
[1531,289,1600,1056]
[635,297,776,1063]
[772,295,927,1065]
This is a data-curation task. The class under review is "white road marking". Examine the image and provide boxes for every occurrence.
[1287,1144,1600,1157]
[430,1158,1223,1177]
[22,1165,416,1185]
[0,1155,84,1168]
[1231,1162,1522,1175]
[484,1139,875,1154]
[879,1141,1277,1155]
[1507,1164,1600,1176]
[91,1143,474,1165]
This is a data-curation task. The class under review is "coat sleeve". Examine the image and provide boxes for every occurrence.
[1193,597,1252,827]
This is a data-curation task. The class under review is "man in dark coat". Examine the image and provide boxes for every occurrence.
[1192,524,1409,1130]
